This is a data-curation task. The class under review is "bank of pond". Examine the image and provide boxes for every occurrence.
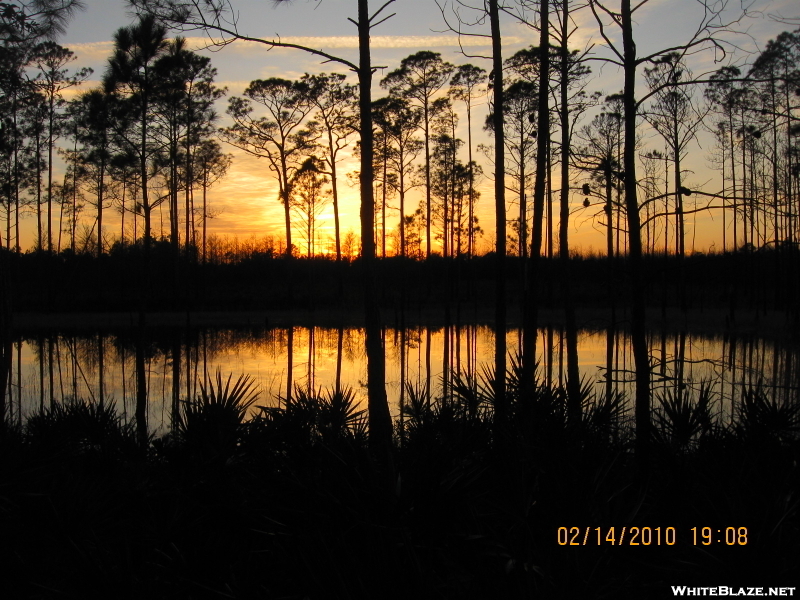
[3,248,799,315]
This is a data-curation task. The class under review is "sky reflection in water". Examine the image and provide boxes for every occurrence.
[9,326,798,433]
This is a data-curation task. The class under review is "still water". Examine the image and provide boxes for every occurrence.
[5,324,799,433]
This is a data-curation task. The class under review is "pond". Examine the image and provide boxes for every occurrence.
[4,320,798,434]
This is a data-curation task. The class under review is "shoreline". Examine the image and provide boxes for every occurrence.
[9,305,794,339]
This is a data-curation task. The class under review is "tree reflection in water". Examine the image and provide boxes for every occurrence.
[4,324,798,436]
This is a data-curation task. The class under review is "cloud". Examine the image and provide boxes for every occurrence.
[182,34,523,52]
[62,40,115,62]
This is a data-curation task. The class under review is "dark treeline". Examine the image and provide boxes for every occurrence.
[4,244,799,319]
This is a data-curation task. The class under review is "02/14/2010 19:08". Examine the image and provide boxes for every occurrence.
[556,526,749,546]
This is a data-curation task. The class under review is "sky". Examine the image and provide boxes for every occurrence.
[25,0,800,255]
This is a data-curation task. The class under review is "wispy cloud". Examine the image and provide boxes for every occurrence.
[64,34,526,69]
[63,40,114,61]
[182,34,523,52]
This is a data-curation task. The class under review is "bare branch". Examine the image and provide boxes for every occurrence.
[589,0,624,63]
[369,0,396,23]
[128,0,359,72]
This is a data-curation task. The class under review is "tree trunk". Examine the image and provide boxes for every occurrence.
[424,102,431,258]
[558,1,581,421]
[621,0,651,457]
[489,0,507,419]
[522,1,550,397]
[281,156,293,257]
[97,160,105,256]
[329,128,342,262]
[358,0,392,451]
[47,100,55,253]
[467,102,475,257]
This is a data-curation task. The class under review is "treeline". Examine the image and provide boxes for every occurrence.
[2,6,799,262]
[4,243,798,316]
[0,9,229,260]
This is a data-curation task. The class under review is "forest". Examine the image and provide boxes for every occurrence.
[0,0,799,598]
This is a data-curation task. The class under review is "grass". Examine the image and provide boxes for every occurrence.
[0,368,797,599]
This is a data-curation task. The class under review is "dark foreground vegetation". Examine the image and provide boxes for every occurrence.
[4,244,800,317]
[1,368,798,599]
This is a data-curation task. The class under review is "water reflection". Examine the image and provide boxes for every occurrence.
[5,325,799,433]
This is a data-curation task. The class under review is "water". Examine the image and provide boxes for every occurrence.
[5,324,799,433]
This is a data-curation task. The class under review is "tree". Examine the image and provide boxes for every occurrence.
[430,96,464,257]
[450,63,486,257]
[222,77,315,257]
[381,50,454,258]
[746,31,800,246]
[520,1,551,399]
[71,89,112,255]
[485,77,537,257]
[104,14,169,257]
[300,72,356,262]
[0,47,31,252]
[20,90,48,250]
[437,0,508,416]
[576,96,625,261]
[33,40,91,252]
[194,139,231,264]
[150,38,225,254]
[104,14,171,447]
[107,147,139,247]
[549,0,598,419]
[372,95,423,257]
[0,0,85,417]
[291,158,330,257]
[369,97,395,255]
[58,112,87,254]
[0,0,85,44]
[644,53,704,259]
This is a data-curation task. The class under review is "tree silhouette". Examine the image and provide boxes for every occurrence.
[104,14,169,257]
[33,41,90,252]
[450,63,486,257]
[291,158,330,258]
[149,38,225,254]
[576,96,624,260]
[0,0,85,44]
[369,97,396,255]
[372,96,423,258]
[300,72,356,263]
[194,139,231,264]
[485,77,537,257]
[71,89,112,256]
[0,0,86,419]
[745,31,800,246]
[223,77,315,258]
[381,51,454,259]
[644,53,704,259]
[0,48,30,253]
